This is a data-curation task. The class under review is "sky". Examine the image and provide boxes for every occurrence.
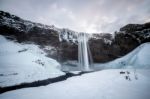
[0,0,150,33]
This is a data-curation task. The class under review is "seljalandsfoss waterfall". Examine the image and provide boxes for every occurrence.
[78,33,93,71]
[62,32,93,71]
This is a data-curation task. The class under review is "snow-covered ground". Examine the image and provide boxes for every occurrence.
[0,69,150,99]
[0,35,64,87]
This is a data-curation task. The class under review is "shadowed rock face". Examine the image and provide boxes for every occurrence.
[89,33,139,62]
[0,10,150,63]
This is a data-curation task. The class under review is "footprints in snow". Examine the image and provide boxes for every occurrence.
[120,71,138,81]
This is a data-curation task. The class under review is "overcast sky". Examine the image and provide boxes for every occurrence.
[0,0,150,33]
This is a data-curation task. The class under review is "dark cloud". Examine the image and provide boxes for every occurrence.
[0,0,150,33]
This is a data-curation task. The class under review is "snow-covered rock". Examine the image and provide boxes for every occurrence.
[0,10,78,43]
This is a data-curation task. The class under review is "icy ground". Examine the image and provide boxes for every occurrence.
[0,69,150,99]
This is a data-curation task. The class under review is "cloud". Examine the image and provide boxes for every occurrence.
[0,0,150,33]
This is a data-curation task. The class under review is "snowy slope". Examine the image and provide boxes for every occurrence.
[0,69,150,99]
[0,35,64,87]
[94,42,150,69]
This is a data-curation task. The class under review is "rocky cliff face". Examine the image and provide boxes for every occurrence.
[120,23,150,43]
[0,10,150,63]
[0,11,78,62]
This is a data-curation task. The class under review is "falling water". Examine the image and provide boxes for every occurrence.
[61,32,93,71]
[78,32,93,71]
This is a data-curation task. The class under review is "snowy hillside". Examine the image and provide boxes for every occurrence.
[0,35,64,87]
[0,69,150,99]
[94,42,150,69]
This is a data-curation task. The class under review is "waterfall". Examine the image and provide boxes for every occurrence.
[78,33,93,71]
[61,32,93,71]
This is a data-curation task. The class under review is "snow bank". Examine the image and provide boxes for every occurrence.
[0,35,64,87]
[94,43,150,69]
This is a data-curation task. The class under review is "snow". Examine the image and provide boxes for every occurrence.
[59,28,78,43]
[0,35,64,87]
[0,69,150,99]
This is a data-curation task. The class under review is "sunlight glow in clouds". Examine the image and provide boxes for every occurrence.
[0,0,150,33]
